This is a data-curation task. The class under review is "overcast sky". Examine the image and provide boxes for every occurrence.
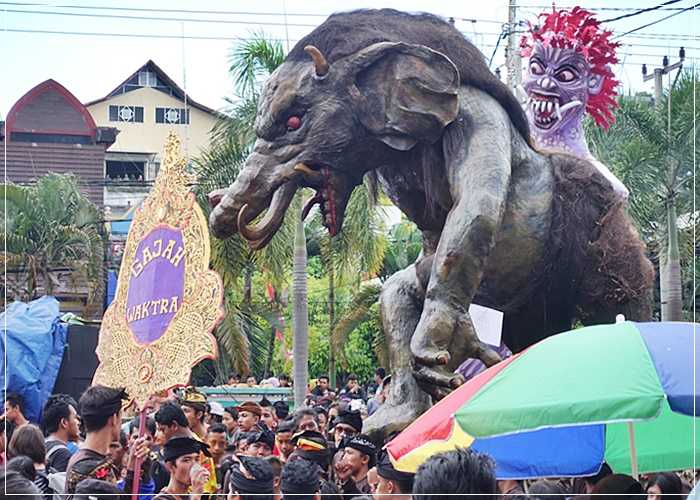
[1,0,697,118]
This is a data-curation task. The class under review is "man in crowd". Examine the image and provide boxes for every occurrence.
[247,429,275,457]
[41,393,80,472]
[412,448,499,500]
[288,430,330,474]
[281,458,321,500]
[227,374,240,386]
[274,419,296,463]
[237,402,262,434]
[339,434,376,495]
[293,408,320,433]
[339,374,366,402]
[222,407,239,446]
[107,430,128,475]
[178,387,208,440]
[227,455,275,500]
[153,436,211,500]
[371,449,414,499]
[330,408,362,448]
[310,376,333,402]
[4,392,29,440]
[367,375,390,416]
[204,423,227,478]
[64,385,150,495]
[155,402,190,445]
[208,401,225,425]
[272,401,289,421]
[278,374,291,388]
[259,398,277,431]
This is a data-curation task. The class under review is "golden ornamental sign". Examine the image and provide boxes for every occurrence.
[94,133,223,408]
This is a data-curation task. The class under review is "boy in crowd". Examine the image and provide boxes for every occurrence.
[412,448,499,500]
[64,385,150,496]
[236,402,262,434]
[41,393,80,472]
[274,419,296,463]
[205,423,227,483]
[246,429,275,457]
[178,387,208,440]
[4,392,29,440]
[259,398,277,431]
[227,455,275,500]
[330,408,362,448]
[338,434,376,495]
[153,436,211,500]
[371,450,414,499]
[281,458,321,500]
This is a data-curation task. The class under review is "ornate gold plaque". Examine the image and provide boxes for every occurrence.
[93,133,223,409]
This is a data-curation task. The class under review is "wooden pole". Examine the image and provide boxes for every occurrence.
[627,422,639,480]
[131,407,147,499]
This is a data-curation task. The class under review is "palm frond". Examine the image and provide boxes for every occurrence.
[331,284,381,365]
[228,34,285,99]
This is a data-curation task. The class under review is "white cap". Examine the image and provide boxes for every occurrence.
[209,401,225,416]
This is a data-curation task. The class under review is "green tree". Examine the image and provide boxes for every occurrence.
[587,70,698,320]
[2,173,105,309]
[193,35,289,377]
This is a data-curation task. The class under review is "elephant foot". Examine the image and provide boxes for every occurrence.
[411,347,451,367]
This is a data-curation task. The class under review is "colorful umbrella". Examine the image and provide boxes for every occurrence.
[387,321,699,478]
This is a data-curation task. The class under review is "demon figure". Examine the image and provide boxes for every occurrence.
[521,6,629,197]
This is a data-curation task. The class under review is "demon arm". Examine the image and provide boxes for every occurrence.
[410,88,512,368]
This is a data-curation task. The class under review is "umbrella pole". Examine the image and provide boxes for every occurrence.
[627,422,639,480]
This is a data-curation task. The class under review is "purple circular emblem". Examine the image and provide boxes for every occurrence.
[126,226,185,344]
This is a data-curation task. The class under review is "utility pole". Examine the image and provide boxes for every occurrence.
[641,47,685,322]
[505,0,522,90]
[642,48,685,110]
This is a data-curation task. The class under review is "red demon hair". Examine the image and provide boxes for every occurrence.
[520,6,620,129]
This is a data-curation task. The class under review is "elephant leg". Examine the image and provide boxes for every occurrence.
[363,264,432,443]
[410,89,513,370]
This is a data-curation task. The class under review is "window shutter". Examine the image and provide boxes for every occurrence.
[109,106,118,121]
[155,108,164,123]
[183,109,190,124]
[135,107,144,123]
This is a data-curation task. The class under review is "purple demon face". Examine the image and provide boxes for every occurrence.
[523,42,604,140]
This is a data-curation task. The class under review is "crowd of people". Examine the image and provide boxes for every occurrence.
[0,370,696,499]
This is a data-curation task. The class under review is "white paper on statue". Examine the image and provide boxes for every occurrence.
[469,303,503,347]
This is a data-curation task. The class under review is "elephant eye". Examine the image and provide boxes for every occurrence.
[286,116,302,131]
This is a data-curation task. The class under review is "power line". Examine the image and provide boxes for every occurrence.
[521,3,690,11]
[601,0,684,23]
[614,2,700,39]
[2,7,321,28]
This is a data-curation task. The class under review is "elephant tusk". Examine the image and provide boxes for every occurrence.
[304,45,329,77]
[294,163,324,181]
[237,182,298,243]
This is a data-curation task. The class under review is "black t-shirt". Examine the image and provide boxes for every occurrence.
[45,438,72,473]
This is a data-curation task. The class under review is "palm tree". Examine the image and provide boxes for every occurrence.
[587,70,698,320]
[1,173,105,310]
[194,36,289,376]
[309,181,387,387]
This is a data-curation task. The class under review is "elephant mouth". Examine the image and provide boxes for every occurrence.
[298,164,340,236]
[236,180,298,250]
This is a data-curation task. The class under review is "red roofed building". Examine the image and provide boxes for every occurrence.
[1,79,117,206]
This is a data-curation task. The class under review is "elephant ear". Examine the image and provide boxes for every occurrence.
[347,42,460,151]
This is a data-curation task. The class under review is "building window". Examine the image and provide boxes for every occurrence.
[109,105,144,123]
[106,160,145,181]
[155,107,189,125]
[138,70,157,87]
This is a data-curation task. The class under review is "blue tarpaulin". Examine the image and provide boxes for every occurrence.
[1,296,68,423]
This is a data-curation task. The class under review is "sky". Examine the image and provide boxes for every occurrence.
[1,0,698,118]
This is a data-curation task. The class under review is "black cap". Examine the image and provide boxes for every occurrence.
[229,455,274,495]
[345,434,377,468]
[162,436,208,462]
[333,408,362,433]
[74,479,121,500]
[376,449,415,483]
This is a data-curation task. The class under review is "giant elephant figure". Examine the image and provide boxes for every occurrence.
[209,9,653,440]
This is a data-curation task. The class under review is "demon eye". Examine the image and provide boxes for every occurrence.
[555,68,577,83]
[286,115,302,131]
[529,60,544,75]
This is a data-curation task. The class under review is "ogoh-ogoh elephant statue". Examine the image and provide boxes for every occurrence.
[209,9,653,441]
